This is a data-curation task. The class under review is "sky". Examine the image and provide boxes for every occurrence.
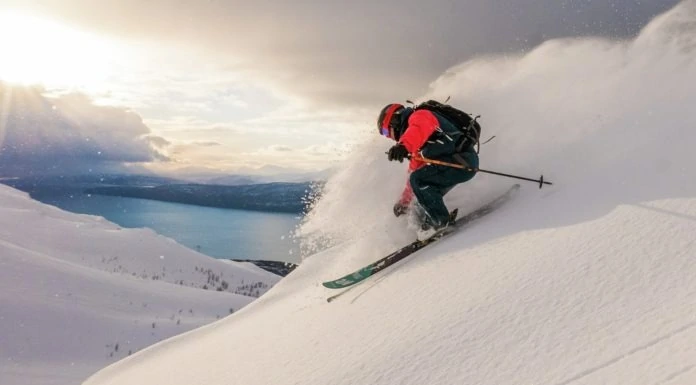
[0,0,682,177]
[83,2,696,382]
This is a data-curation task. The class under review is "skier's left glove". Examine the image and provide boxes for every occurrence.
[393,201,408,217]
[387,143,409,163]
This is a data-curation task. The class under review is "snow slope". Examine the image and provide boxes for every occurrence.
[0,185,280,385]
[85,2,696,385]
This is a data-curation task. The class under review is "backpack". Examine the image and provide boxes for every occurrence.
[414,100,483,153]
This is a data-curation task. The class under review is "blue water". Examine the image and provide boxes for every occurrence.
[33,192,302,264]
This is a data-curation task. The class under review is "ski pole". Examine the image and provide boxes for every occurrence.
[409,154,553,189]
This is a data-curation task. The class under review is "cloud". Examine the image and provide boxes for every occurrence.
[267,145,293,152]
[12,0,681,109]
[0,1,682,177]
[192,141,222,147]
[146,135,171,148]
[0,83,167,176]
[144,116,241,135]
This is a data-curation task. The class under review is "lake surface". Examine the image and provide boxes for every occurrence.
[32,192,303,264]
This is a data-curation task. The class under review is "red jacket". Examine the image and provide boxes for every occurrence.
[397,109,440,205]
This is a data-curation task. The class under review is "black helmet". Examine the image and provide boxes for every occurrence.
[377,103,405,140]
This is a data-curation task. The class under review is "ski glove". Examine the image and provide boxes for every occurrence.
[387,143,409,163]
[393,202,408,217]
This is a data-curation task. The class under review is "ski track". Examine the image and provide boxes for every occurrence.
[555,320,696,385]
[655,365,696,385]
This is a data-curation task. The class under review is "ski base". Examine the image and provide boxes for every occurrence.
[323,184,521,295]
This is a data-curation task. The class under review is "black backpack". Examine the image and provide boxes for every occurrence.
[414,100,483,153]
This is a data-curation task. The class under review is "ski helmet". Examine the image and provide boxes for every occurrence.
[377,103,405,140]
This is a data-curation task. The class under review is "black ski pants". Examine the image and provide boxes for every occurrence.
[409,152,478,227]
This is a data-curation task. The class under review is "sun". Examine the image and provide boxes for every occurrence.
[0,11,122,89]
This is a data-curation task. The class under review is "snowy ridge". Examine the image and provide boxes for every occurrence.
[81,1,696,384]
[0,185,280,385]
[0,186,278,295]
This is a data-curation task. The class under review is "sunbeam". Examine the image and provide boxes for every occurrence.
[0,11,125,90]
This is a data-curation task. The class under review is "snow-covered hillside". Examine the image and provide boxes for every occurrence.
[86,2,696,385]
[0,185,280,385]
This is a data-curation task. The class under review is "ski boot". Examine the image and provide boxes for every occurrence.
[416,209,459,241]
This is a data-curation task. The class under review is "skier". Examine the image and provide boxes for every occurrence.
[378,102,479,234]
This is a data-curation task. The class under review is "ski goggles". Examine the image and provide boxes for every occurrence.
[380,104,402,139]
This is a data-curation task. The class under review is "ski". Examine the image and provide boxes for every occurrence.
[323,184,520,298]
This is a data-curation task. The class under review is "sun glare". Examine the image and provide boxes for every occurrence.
[0,11,123,89]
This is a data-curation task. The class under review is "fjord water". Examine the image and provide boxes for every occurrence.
[32,191,302,264]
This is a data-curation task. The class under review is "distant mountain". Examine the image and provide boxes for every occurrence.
[0,173,324,214]
[206,169,333,185]
[1,174,182,191]
[85,182,320,214]
[154,166,335,185]
[204,175,264,186]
